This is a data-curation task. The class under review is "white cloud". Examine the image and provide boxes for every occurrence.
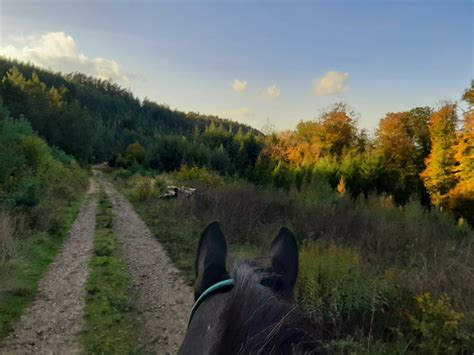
[314,70,349,96]
[262,84,281,98]
[0,32,129,84]
[223,107,254,119]
[232,79,248,93]
[207,106,255,123]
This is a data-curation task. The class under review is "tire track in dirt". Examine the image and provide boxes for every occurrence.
[0,178,99,355]
[99,173,193,354]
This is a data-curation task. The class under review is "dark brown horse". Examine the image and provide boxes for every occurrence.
[179,221,324,354]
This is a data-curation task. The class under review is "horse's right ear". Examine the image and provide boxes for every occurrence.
[267,227,299,300]
[194,221,229,300]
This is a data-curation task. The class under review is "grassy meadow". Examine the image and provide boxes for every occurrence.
[112,167,473,354]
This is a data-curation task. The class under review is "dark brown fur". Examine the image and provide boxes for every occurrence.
[217,262,324,354]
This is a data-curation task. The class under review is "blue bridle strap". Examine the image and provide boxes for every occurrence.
[188,278,234,327]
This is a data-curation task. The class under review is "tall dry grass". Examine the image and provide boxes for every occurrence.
[0,210,16,263]
[116,171,474,351]
[117,174,164,201]
[185,182,474,335]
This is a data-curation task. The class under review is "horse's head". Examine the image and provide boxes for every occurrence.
[179,221,323,354]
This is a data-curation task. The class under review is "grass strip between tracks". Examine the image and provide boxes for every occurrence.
[82,190,138,354]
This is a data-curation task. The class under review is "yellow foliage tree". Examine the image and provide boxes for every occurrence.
[420,104,458,207]
[267,103,357,170]
[447,85,474,223]
[125,142,145,164]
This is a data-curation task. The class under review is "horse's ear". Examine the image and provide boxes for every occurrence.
[194,221,229,300]
[267,227,299,299]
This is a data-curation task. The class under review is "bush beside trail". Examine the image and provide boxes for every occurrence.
[0,105,88,341]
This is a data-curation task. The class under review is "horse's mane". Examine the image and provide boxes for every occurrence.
[216,262,325,355]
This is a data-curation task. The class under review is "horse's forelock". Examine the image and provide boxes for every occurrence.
[215,262,324,354]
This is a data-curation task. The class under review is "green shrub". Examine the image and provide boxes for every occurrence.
[296,175,340,208]
[408,293,468,354]
[117,174,164,201]
[0,107,87,210]
[296,242,398,340]
[50,146,75,165]
[114,168,134,181]
[174,165,224,186]
[271,161,292,190]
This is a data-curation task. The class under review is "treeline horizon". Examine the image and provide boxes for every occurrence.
[0,57,472,225]
[0,57,260,162]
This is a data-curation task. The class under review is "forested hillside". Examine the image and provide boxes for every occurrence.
[0,58,259,164]
[0,56,472,225]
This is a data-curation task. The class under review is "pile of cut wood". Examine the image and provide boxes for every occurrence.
[160,185,196,199]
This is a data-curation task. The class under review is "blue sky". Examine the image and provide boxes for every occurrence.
[1,0,472,132]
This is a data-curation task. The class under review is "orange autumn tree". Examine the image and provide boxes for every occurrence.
[259,130,298,165]
[378,112,416,172]
[317,103,357,157]
[377,107,431,203]
[255,103,358,189]
[285,103,357,167]
[252,130,296,185]
[447,84,474,223]
[289,121,321,167]
[420,104,458,207]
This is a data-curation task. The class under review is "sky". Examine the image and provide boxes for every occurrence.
[0,0,472,132]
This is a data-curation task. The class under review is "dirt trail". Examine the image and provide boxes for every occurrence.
[1,173,193,354]
[99,173,193,354]
[0,178,99,355]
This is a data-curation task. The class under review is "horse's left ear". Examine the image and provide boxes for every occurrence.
[267,227,299,299]
[194,221,229,300]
